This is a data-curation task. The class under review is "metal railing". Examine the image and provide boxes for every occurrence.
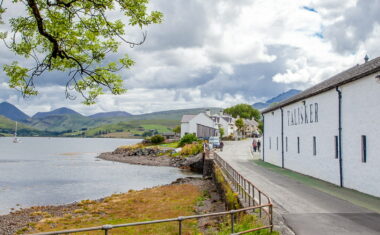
[213,153,273,230]
[28,154,273,235]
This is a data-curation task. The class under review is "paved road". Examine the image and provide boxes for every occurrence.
[217,139,380,235]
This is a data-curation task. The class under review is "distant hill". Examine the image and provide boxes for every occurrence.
[0,115,54,136]
[89,111,132,119]
[32,107,82,119]
[0,102,29,121]
[253,89,301,110]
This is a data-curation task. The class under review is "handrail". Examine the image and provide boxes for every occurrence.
[213,152,273,229]
[27,152,273,235]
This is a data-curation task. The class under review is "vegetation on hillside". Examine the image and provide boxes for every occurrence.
[224,104,261,121]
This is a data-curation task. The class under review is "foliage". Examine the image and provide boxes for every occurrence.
[214,166,240,210]
[235,118,245,132]
[224,104,261,121]
[180,143,203,156]
[150,134,165,144]
[173,125,181,134]
[0,0,163,104]
[218,214,279,235]
[178,133,198,147]
[21,184,201,234]
[258,120,263,133]
[219,127,225,138]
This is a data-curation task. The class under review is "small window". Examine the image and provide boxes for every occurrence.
[313,136,317,156]
[276,137,279,150]
[269,137,272,150]
[335,136,339,159]
[361,135,367,163]
[286,137,288,152]
[297,137,300,154]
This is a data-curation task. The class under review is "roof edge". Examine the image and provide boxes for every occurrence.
[262,58,380,114]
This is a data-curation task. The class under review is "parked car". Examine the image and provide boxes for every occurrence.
[209,136,220,148]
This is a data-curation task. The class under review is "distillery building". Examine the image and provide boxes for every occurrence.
[262,56,380,197]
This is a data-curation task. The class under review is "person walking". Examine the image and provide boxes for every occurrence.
[219,141,224,152]
[252,138,257,152]
[257,139,261,152]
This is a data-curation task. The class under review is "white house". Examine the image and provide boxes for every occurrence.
[180,112,218,138]
[262,56,380,197]
[210,111,235,137]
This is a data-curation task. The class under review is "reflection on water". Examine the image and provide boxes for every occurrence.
[0,137,195,215]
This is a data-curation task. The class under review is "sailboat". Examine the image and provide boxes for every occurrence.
[13,121,21,143]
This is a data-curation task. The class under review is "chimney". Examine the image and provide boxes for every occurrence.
[205,109,211,116]
[219,110,223,116]
[364,54,369,63]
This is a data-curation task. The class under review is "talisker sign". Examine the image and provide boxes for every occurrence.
[287,103,319,126]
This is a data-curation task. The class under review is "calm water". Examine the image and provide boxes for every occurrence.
[0,137,194,215]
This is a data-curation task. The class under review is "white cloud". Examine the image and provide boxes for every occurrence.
[0,0,379,114]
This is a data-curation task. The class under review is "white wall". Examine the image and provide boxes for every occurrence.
[189,113,216,137]
[180,122,190,137]
[341,73,380,197]
[263,109,282,166]
[263,73,380,197]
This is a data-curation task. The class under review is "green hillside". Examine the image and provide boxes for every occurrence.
[0,115,54,136]
[28,114,111,132]
[63,119,179,138]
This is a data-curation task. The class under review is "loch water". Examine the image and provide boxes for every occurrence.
[0,137,194,215]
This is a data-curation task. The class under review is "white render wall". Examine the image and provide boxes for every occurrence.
[340,73,380,197]
[180,113,216,138]
[263,73,380,197]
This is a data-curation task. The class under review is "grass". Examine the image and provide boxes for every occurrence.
[21,184,202,234]
[159,141,179,148]
[254,159,380,213]
[218,214,279,235]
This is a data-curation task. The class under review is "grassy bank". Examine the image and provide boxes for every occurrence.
[20,184,202,234]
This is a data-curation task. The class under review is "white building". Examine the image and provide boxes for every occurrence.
[180,112,218,138]
[262,56,380,197]
[210,111,236,137]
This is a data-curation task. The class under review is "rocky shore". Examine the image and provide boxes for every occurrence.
[0,177,223,235]
[98,146,205,173]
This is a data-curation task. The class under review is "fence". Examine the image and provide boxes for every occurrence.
[29,154,273,235]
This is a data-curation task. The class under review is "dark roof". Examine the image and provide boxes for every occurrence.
[263,56,380,113]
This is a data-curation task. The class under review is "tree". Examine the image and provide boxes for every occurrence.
[0,0,163,104]
[235,118,244,138]
[224,104,261,121]
[173,125,181,136]
[219,127,225,138]
[150,134,165,144]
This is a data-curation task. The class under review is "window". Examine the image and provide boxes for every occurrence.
[313,136,317,156]
[269,137,272,150]
[297,137,300,154]
[286,137,288,152]
[276,137,279,150]
[335,136,339,159]
[361,135,367,163]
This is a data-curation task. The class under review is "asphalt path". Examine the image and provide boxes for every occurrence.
[217,139,380,235]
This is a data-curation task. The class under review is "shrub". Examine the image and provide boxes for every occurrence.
[180,143,203,156]
[150,134,165,144]
[178,133,198,147]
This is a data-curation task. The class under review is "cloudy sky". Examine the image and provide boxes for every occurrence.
[0,0,379,116]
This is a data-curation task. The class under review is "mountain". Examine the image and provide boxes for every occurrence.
[32,107,82,119]
[0,115,54,136]
[0,102,29,121]
[89,111,132,119]
[253,89,301,110]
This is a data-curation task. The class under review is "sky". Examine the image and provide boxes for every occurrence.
[0,0,380,116]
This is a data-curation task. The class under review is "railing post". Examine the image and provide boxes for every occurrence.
[252,186,255,205]
[248,183,251,206]
[230,210,235,233]
[102,225,112,235]
[269,204,273,232]
[259,192,262,218]
[178,216,183,235]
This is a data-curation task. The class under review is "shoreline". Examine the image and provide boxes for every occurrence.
[0,177,223,235]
